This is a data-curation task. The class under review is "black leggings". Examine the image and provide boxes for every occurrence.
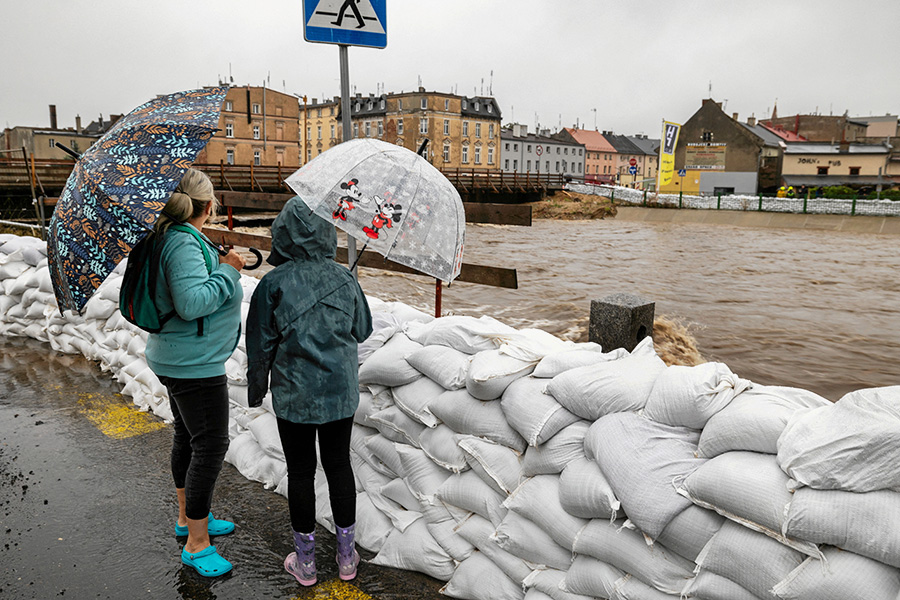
[277,416,356,533]
[159,374,230,521]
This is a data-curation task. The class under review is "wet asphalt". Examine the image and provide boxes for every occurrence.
[0,336,443,600]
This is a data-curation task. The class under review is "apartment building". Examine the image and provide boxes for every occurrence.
[500,124,584,178]
[300,96,341,164]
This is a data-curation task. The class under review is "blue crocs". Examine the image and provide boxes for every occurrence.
[175,512,235,537]
[181,545,232,577]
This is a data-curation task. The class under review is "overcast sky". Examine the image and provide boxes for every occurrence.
[3,0,898,138]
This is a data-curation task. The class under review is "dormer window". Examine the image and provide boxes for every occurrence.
[355,102,360,112]
[487,104,493,113]
[462,99,468,110]
[380,99,385,109]
[367,101,373,111]
[474,101,480,111]
[421,98,427,109]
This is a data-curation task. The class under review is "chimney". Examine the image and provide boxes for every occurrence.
[839,140,850,153]
[75,115,82,134]
[733,112,739,121]
[747,115,756,127]
[312,98,318,104]
[418,86,425,93]
[49,105,58,130]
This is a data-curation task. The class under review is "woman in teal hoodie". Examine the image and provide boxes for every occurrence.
[145,168,245,577]
[247,197,372,586]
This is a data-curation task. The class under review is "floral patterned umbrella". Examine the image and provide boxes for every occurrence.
[47,86,228,313]
[285,138,465,282]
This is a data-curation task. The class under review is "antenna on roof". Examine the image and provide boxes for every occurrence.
[489,70,493,96]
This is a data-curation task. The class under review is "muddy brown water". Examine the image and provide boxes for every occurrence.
[326,218,899,401]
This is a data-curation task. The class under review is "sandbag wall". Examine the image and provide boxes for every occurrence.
[2,233,899,600]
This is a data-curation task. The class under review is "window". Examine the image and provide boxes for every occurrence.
[488,147,494,164]
[353,123,359,138]
[365,122,371,137]
[317,108,322,117]
[226,149,234,165]
[307,149,312,162]
[462,145,469,163]
[317,125,322,139]
[564,148,568,155]
[487,104,493,113]
[475,123,481,138]
[849,166,860,175]
[330,124,335,138]
[367,100,373,111]
[578,163,582,173]
[474,101,480,111]
[579,149,583,156]
[505,143,509,151]
[444,119,450,135]
[546,161,549,171]
[419,118,428,134]
[276,149,284,165]
[329,106,334,115]
[421,98,427,110]
[513,159,518,170]
[527,145,532,153]
[474,146,481,164]
[526,160,531,171]
[398,119,404,135]
[252,103,261,114]
[444,99,450,110]
[462,99,467,110]
[377,120,383,137]
[443,144,450,162]
[817,166,829,175]
[563,160,567,171]
[504,159,509,170]
[489,124,494,138]
[557,147,560,154]
[380,99,385,109]
[398,99,402,110]
[513,144,518,151]
[355,102,360,112]
[462,121,469,136]
[276,122,284,141]
[254,149,261,166]
[225,100,233,112]
[253,125,260,140]
[48,138,55,147]
[556,161,560,171]
[701,131,714,142]
[225,123,233,138]
[307,126,311,139]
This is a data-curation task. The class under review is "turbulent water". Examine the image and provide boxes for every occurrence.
[341,218,899,401]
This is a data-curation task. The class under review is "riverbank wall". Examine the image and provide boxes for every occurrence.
[614,206,900,235]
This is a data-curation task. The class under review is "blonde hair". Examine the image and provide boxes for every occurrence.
[153,168,219,235]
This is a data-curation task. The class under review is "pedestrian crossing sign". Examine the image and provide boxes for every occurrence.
[303,0,387,48]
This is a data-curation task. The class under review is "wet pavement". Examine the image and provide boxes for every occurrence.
[0,336,444,600]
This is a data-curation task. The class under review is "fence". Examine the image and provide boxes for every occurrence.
[566,183,900,218]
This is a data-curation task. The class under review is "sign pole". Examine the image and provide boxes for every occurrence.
[339,43,358,279]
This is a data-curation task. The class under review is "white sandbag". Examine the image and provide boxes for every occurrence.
[247,412,284,458]
[225,431,268,482]
[501,376,581,447]
[84,297,118,321]
[655,505,724,563]
[772,547,900,600]
[504,475,588,551]
[380,477,422,512]
[698,385,830,458]
[467,349,536,400]
[0,294,17,315]
[404,314,514,354]
[523,568,595,600]
[357,332,423,387]
[20,244,46,267]
[523,591,553,600]
[611,575,676,600]
[378,299,434,325]
[354,390,377,426]
[419,425,469,472]
[392,376,445,427]
[435,470,508,526]
[370,518,456,580]
[355,491,393,552]
[358,310,401,364]
[405,344,471,390]
[532,343,627,378]
[678,450,819,557]
[573,519,694,595]
[228,384,249,408]
[694,520,804,600]
[368,405,426,447]
[440,551,525,600]
[492,510,573,570]
[561,555,624,599]
[454,513,532,584]
[351,427,395,478]
[36,268,54,294]
[777,386,900,493]
[559,457,620,520]
[365,433,405,476]
[547,341,667,419]
[352,454,421,532]
[395,444,453,500]
[783,487,900,568]
[522,421,589,476]
[587,413,705,540]
[430,389,527,452]
[642,362,751,429]
[458,436,523,495]
[426,518,476,562]
[0,261,29,280]
[682,570,762,600]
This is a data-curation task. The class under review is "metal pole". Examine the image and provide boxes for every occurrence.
[339,44,358,279]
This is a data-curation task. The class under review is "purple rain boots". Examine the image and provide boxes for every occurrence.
[335,523,360,581]
[284,530,316,586]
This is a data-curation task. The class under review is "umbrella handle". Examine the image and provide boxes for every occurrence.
[55,142,81,159]
[244,247,263,270]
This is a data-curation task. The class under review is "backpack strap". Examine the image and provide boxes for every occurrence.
[169,224,218,336]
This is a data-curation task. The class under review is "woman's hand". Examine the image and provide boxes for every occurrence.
[220,249,246,271]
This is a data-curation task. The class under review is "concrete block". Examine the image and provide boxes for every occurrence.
[589,293,655,353]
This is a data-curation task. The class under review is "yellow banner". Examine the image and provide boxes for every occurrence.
[659,121,681,186]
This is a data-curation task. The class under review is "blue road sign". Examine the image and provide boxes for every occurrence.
[303,0,387,48]
[628,166,638,175]
[678,168,686,177]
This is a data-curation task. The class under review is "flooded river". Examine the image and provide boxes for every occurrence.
[350,218,900,401]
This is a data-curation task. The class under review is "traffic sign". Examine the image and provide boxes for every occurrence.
[303,0,387,48]
[629,158,637,167]
[678,169,686,177]
[628,166,638,175]
[536,146,543,156]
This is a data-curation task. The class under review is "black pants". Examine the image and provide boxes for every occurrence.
[159,374,230,521]
[277,416,356,533]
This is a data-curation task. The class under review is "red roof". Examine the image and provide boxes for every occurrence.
[760,122,807,142]
[564,128,616,153]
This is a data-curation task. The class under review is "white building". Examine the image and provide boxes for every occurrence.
[500,124,585,178]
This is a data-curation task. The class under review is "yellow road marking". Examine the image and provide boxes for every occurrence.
[291,579,373,600]
[75,392,167,439]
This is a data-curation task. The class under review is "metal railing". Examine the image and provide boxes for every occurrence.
[567,182,900,218]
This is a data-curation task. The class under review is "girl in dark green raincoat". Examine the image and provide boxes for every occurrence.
[246,197,372,586]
